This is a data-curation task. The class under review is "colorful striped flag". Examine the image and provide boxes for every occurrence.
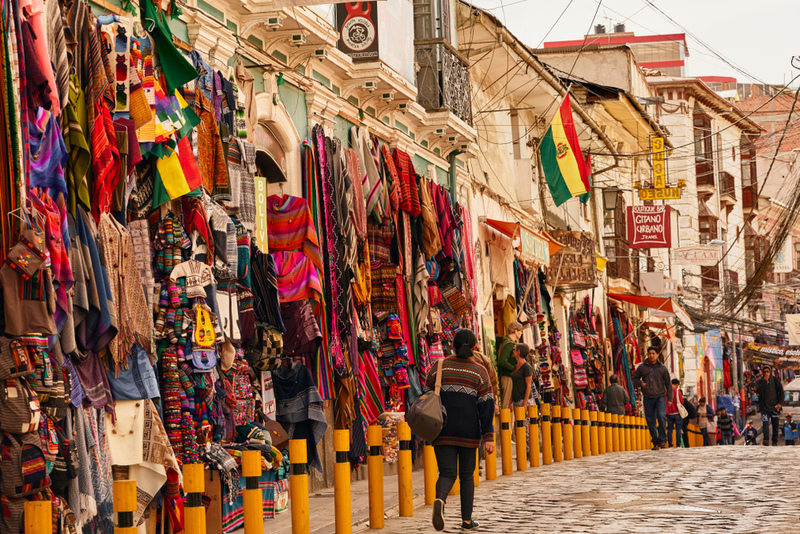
[540,94,591,206]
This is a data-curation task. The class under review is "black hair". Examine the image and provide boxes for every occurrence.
[699,397,706,404]
[515,343,530,359]
[671,378,680,385]
[453,328,478,359]
[647,346,659,354]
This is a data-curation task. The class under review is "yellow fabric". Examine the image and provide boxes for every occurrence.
[551,110,587,197]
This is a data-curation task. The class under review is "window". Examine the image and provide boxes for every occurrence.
[694,112,714,187]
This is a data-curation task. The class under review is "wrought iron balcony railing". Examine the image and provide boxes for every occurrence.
[414,38,472,125]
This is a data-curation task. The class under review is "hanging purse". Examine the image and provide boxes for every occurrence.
[406,359,446,443]
[194,304,216,348]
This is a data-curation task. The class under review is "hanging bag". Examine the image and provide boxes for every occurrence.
[406,359,446,443]
[676,391,689,419]
[0,432,51,497]
[0,377,40,434]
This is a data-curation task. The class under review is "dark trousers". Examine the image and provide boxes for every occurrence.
[700,428,709,446]
[681,418,690,447]
[761,411,780,444]
[434,445,477,521]
[643,395,667,445]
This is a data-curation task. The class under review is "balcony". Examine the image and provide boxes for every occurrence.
[720,171,736,207]
[742,184,758,213]
[415,38,473,126]
[605,236,632,283]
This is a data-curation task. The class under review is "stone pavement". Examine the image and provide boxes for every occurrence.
[363,446,800,534]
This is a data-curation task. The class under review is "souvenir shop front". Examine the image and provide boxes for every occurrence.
[0,0,484,532]
[742,343,800,417]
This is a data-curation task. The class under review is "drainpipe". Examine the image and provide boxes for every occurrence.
[449,150,463,198]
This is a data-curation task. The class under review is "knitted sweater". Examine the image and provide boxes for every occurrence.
[425,356,495,448]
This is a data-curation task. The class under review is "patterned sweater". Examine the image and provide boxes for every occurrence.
[425,356,495,448]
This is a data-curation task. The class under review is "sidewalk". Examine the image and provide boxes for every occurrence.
[265,465,427,534]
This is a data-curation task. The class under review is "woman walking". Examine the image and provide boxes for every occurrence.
[426,328,495,531]
[511,343,535,438]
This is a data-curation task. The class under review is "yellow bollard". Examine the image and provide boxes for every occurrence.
[289,441,310,534]
[572,408,582,459]
[581,409,591,457]
[334,430,352,534]
[627,416,634,452]
[598,412,607,454]
[367,426,384,529]
[515,406,527,471]
[634,417,641,451]
[486,415,497,480]
[562,407,573,461]
[611,414,620,452]
[500,408,513,475]
[113,480,137,534]
[398,422,413,517]
[623,416,631,451]
[642,417,648,450]
[184,464,207,534]
[528,405,540,467]
[243,450,264,534]
[25,501,50,534]
[474,448,480,487]
[552,405,563,462]
[541,403,553,465]
[589,411,599,456]
[424,444,437,505]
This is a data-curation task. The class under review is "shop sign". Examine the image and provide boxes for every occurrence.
[255,177,268,251]
[745,342,800,370]
[673,246,720,266]
[774,238,793,273]
[520,227,550,266]
[626,205,671,249]
[639,187,681,200]
[549,231,597,290]
[652,137,666,188]
[337,2,379,61]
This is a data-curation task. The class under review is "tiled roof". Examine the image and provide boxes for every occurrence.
[739,93,799,115]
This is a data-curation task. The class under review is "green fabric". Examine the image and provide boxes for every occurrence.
[540,126,572,206]
[141,0,198,93]
[497,337,516,377]
[64,76,92,218]
[511,362,533,403]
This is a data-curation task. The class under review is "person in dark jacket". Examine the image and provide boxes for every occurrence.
[600,374,629,416]
[755,365,784,446]
[717,407,734,445]
[633,345,672,449]
[427,328,494,532]
[743,420,758,445]
[497,322,523,411]
[681,394,697,447]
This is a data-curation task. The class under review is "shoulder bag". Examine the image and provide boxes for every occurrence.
[406,359,446,443]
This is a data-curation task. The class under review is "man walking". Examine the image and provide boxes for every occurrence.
[755,365,784,446]
[600,374,629,416]
[665,378,684,447]
[633,346,672,450]
[717,407,734,445]
[497,322,524,410]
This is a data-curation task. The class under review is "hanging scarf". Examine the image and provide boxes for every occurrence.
[201,442,240,505]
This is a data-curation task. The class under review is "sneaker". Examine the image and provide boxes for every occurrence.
[651,444,660,450]
[432,499,445,531]
[659,440,668,449]
[772,441,778,446]
[461,519,480,530]
[763,441,770,446]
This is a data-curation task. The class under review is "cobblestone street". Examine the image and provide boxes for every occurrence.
[365,446,800,534]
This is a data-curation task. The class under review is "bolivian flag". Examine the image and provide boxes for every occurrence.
[540,94,591,206]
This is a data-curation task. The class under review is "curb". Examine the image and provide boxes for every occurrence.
[352,493,427,533]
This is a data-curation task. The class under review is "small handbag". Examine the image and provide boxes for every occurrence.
[406,359,446,443]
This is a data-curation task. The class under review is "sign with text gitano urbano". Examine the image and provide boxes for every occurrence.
[626,205,671,249]
[673,245,720,267]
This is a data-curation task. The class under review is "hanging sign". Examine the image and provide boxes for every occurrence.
[337,2,379,61]
[652,137,666,189]
[254,177,269,251]
[520,227,550,266]
[626,205,671,249]
[549,231,597,290]
[673,246,719,266]
[773,237,793,273]
[639,187,682,200]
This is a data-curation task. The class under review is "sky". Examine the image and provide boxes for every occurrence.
[469,0,800,87]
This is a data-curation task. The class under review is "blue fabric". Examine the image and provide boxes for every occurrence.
[106,343,160,400]
[762,412,780,444]
[643,395,667,445]
[721,431,734,445]
[666,413,683,447]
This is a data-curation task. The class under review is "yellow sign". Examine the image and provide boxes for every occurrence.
[255,177,269,251]
[652,137,666,188]
[639,187,682,200]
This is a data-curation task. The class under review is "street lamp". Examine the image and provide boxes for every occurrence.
[603,187,622,211]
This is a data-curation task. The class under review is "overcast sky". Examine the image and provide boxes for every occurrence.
[469,0,799,87]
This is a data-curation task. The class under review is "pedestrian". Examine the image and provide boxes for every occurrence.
[600,374,629,416]
[665,378,684,448]
[755,365,784,446]
[497,322,524,411]
[633,345,672,449]
[696,397,714,446]
[717,407,734,445]
[511,343,534,441]
[743,420,758,445]
[427,328,495,532]
[784,414,797,446]
[681,393,696,447]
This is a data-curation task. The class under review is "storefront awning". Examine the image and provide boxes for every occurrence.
[608,293,694,330]
[484,218,520,239]
[483,218,556,266]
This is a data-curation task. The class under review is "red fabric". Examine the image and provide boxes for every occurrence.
[393,148,422,216]
[380,145,400,211]
[666,387,683,415]
[90,99,120,222]
[176,136,202,191]
[723,360,732,388]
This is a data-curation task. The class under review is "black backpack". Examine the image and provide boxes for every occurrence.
[682,398,697,419]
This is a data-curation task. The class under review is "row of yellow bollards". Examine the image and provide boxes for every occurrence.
[33,410,668,534]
